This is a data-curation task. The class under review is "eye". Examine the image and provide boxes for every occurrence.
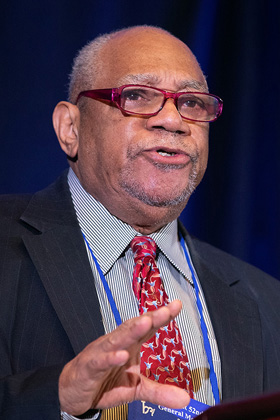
[122,89,150,102]
[181,95,206,109]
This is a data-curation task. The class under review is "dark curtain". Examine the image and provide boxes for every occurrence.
[1,0,279,279]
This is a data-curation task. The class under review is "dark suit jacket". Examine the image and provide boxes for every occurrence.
[1,172,280,419]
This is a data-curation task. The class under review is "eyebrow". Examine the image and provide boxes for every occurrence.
[179,79,208,92]
[117,73,208,92]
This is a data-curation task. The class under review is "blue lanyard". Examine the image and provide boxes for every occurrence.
[179,232,220,404]
[83,231,220,404]
[83,233,122,326]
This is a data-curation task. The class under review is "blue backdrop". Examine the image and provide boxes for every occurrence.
[1,0,280,279]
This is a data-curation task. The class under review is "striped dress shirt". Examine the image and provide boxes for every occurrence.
[63,168,221,419]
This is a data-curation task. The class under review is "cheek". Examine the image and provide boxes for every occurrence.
[193,127,209,176]
[78,111,115,162]
[201,142,209,168]
[100,118,139,163]
[192,122,208,148]
[94,125,135,179]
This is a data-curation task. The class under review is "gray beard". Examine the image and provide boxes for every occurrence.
[119,163,199,208]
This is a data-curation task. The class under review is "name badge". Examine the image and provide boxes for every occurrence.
[128,399,210,419]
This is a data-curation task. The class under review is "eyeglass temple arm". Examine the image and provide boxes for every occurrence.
[75,89,114,104]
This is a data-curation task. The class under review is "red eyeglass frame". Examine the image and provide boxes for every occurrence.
[75,84,223,122]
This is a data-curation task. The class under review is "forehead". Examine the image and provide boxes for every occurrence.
[94,29,206,91]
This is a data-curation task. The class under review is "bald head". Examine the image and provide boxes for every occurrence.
[68,26,207,104]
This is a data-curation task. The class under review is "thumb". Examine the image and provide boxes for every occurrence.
[137,376,190,409]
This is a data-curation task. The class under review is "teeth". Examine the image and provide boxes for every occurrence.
[158,151,175,156]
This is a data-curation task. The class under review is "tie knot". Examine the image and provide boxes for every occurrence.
[130,236,157,261]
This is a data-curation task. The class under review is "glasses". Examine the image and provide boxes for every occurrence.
[76,84,223,122]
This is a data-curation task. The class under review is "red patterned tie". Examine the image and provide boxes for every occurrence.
[130,236,194,397]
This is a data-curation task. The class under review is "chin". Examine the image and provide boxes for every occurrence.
[142,193,191,208]
[120,164,200,207]
[130,199,188,234]
[122,182,196,208]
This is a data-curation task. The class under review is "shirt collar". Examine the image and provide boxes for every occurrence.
[68,168,192,282]
[150,223,193,282]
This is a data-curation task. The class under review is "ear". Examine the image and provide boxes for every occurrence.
[52,101,80,159]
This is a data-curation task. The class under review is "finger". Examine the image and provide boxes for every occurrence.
[72,300,183,378]
[100,300,183,353]
[150,300,182,330]
[139,376,190,409]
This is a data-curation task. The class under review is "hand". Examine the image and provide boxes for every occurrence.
[58,300,190,416]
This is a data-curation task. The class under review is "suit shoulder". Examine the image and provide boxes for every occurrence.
[190,234,280,295]
[0,194,32,221]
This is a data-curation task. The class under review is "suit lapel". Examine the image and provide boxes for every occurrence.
[20,173,104,355]
[183,229,263,401]
[22,226,105,355]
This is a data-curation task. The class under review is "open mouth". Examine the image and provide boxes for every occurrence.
[142,147,190,167]
[157,149,177,157]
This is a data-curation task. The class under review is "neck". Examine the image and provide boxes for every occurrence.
[131,225,163,235]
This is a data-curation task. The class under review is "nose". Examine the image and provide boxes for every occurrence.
[146,98,190,134]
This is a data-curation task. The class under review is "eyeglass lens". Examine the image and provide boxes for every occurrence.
[120,86,219,121]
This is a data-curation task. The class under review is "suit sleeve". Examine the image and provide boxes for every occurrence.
[0,365,63,419]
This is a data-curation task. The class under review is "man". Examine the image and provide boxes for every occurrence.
[1,26,280,420]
